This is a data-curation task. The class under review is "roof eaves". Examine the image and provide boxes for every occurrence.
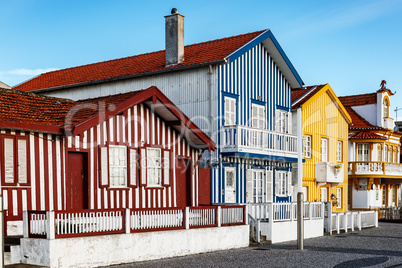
[23,59,226,94]
[292,86,317,109]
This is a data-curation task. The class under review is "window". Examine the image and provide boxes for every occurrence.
[377,144,382,162]
[321,187,328,202]
[275,109,291,134]
[252,170,264,203]
[304,135,312,158]
[337,188,342,209]
[224,97,236,126]
[1,136,29,186]
[147,148,162,186]
[384,98,389,118]
[337,141,343,162]
[275,171,291,197]
[357,143,370,161]
[252,104,265,129]
[384,145,387,162]
[321,138,328,162]
[109,145,127,187]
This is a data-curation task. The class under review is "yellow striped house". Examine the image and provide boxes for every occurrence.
[292,84,352,212]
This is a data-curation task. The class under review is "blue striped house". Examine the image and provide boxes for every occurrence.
[16,10,304,206]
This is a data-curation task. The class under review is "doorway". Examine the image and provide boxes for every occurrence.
[176,158,192,207]
[68,152,89,210]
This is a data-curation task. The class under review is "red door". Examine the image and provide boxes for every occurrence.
[176,158,192,207]
[68,152,89,210]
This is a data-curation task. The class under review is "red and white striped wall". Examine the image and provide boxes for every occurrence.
[1,103,202,224]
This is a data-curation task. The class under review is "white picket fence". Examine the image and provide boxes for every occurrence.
[324,203,378,234]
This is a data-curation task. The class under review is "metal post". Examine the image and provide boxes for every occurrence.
[297,107,304,250]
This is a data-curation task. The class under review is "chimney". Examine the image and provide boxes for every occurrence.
[165,8,184,66]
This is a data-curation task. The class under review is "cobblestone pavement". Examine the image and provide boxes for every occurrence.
[109,222,402,268]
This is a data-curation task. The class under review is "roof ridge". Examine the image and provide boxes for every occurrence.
[338,92,376,100]
[0,87,75,103]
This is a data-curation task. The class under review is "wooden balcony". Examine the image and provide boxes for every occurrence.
[348,161,402,178]
[220,125,298,159]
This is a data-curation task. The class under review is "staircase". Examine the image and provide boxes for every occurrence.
[4,236,22,265]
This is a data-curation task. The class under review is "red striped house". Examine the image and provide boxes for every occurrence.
[0,86,215,235]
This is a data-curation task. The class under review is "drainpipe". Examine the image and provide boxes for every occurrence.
[297,107,304,250]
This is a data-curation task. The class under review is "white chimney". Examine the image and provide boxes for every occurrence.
[165,8,184,66]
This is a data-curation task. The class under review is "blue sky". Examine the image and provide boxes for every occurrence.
[1,0,402,119]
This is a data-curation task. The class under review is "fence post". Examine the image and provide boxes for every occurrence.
[23,211,29,238]
[309,202,312,219]
[351,212,355,231]
[245,205,249,225]
[343,213,347,233]
[125,208,130,234]
[357,212,362,231]
[374,210,378,227]
[217,206,221,227]
[336,213,340,234]
[185,207,190,230]
[46,211,55,240]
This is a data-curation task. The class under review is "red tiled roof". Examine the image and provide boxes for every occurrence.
[292,84,326,109]
[338,93,377,107]
[351,132,387,140]
[0,87,141,129]
[345,107,380,130]
[14,30,265,92]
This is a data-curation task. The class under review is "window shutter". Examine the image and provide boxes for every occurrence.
[17,139,28,184]
[287,112,292,134]
[245,169,253,203]
[252,105,257,128]
[266,170,273,202]
[275,110,280,132]
[232,98,236,125]
[4,138,14,184]
[287,172,292,197]
[274,170,279,196]
[162,150,171,186]
[140,148,147,186]
[128,147,138,187]
[99,146,109,188]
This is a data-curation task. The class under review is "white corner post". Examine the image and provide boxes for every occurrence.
[0,196,4,268]
[46,211,55,240]
[297,107,304,250]
[125,208,131,234]
[185,207,190,230]
[217,206,221,227]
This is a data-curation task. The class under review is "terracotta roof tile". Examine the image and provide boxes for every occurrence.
[14,30,265,92]
[0,88,141,128]
[292,84,326,109]
[338,93,377,107]
[351,132,387,140]
[345,107,380,130]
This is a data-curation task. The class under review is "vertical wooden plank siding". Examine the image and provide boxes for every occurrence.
[1,104,202,221]
[212,43,293,203]
[302,90,349,212]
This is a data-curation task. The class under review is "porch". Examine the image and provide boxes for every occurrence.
[248,202,324,244]
[220,126,298,159]
[10,205,248,267]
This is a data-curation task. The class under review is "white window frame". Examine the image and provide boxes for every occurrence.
[276,171,288,197]
[252,170,265,203]
[252,104,265,129]
[377,144,382,162]
[304,135,312,158]
[2,136,29,186]
[357,143,370,162]
[384,145,387,162]
[337,188,342,209]
[146,147,162,187]
[336,140,342,163]
[109,145,127,187]
[384,99,389,118]
[224,97,236,126]
[321,138,328,162]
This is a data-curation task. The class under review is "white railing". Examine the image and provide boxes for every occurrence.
[221,125,297,155]
[24,205,245,239]
[189,207,216,227]
[378,206,402,220]
[221,206,244,225]
[273,203,294,221]
[324,203,378,234]
[349,162,402,177]
[55,210,123,235]
[130,209,184,230]
[248,203,270,220]
[248,215,260,243]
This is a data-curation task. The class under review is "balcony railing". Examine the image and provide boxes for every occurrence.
[348,161,402,177]
[221,125,297,157]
